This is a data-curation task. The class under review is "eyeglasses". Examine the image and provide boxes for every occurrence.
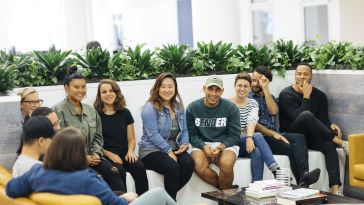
[22,99,44,106]
[52,119,62,127]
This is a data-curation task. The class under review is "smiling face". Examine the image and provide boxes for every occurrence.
[158,77,176,104]
[65,79,87,103]
[20,92,41,116]
[99,83,116,106]
[295,65,312,87]
[203,85,224,108]
[234,78,251,99]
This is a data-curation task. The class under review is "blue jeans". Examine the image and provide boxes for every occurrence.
[238,132,277,181]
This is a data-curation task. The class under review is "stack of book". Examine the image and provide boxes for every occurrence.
[276,188,328,205]
[245,180,292,199]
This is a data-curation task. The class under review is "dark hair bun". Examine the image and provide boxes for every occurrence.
[67,66,78,75]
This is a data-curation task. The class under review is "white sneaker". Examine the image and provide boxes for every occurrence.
[342,141,349,156]
[333,190,343,196]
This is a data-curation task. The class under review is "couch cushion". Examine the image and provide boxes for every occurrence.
[30,193,101,205]
[353,163,364,180]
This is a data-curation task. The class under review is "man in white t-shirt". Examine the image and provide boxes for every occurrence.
[12,116,55,178]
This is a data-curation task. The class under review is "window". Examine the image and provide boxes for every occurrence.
[252,10,273,46]
[112,14,124,50]
[250,0,273,46]
[304,5,329,44]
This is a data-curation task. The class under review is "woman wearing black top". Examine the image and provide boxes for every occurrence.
[94,79,148,195]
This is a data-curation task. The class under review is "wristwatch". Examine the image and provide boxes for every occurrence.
[246,135,253,138]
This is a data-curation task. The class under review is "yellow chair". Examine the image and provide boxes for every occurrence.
[349,133,364,188]
[1,164,101,205]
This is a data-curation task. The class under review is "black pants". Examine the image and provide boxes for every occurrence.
[287,111,341,187]
[108,156,149,195]
[91,158,126,192]
[264,132,309,184]
[141,151,194,200]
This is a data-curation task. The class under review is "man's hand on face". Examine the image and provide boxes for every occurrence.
[299,81,313,98]
[259,75,269,89]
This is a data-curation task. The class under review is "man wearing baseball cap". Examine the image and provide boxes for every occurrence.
[12,116,55,178]
[186,75,241,189]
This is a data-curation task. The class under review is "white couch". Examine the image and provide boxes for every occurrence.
[126,149,346,205]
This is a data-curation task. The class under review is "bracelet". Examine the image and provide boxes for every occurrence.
[246,135,253,138]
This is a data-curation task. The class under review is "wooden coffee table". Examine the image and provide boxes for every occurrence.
[201,188,364,205]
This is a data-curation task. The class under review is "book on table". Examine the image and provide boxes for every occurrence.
[277,188,320,199]
[276,193,328,205]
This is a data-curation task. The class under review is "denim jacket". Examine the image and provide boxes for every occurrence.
[139,102,189,153]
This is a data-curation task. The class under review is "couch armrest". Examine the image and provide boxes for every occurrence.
[0,164,12,187]
[349,133,364,165]
[29,193,101,205]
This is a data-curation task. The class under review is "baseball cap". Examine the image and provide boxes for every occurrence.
[22,116,55,141]
[205,75,223,89]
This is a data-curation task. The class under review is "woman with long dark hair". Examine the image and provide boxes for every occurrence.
[138,73,194,200]
[94,79,148,195]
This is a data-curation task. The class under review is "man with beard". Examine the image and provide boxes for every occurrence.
[279,63,348,194]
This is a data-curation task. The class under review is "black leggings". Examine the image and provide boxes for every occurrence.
[108,156,149,195]
[287,111,341,187]
[91,158,126,192]
[141,151,194,200]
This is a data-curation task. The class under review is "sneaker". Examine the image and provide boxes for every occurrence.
[333,190,343,196]
[342,141,349,156]
[299,168,321,187]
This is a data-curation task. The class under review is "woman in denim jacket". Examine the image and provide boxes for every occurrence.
[139,73,194,201]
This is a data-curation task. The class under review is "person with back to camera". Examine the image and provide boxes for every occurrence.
[279,63,349,194]
[52,66,126,192]
[94,79,148,195]
[16,87,43,155]
[231,72,281,181]
[6,127,177,205]
[138,72,194,201]
[12,116,55,178]
[186,75,241,190]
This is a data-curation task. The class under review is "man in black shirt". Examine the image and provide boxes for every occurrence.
[279,63,348,194]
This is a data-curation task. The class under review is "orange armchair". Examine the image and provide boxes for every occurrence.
[349,133,364,188]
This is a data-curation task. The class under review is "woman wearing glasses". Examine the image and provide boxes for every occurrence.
[17,87,43,124]
[16,87,43,155]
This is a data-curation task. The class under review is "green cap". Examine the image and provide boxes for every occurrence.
[205,75,223,89]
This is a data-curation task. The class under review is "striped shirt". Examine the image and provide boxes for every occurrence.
[237,98,259,133]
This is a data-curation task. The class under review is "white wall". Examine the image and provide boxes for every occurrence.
[120,0,179,49]
[191,0,241,45]
[339,0,364,46]
[59,0,93,50]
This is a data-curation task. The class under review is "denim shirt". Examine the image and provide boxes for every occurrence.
[139,102,189,154]
[249,92,276,131]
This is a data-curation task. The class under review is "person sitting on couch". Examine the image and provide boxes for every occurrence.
[12,116,55,178]
[6,127,176,205]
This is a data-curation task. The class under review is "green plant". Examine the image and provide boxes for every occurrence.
[74,48,110,79]
[33,46,72,84]
[235,43,272,72]
[158,44,194,75]
[273,39,303,69]
[192,41,238,75]
[0,62,17,95]
[124,44,160,79]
